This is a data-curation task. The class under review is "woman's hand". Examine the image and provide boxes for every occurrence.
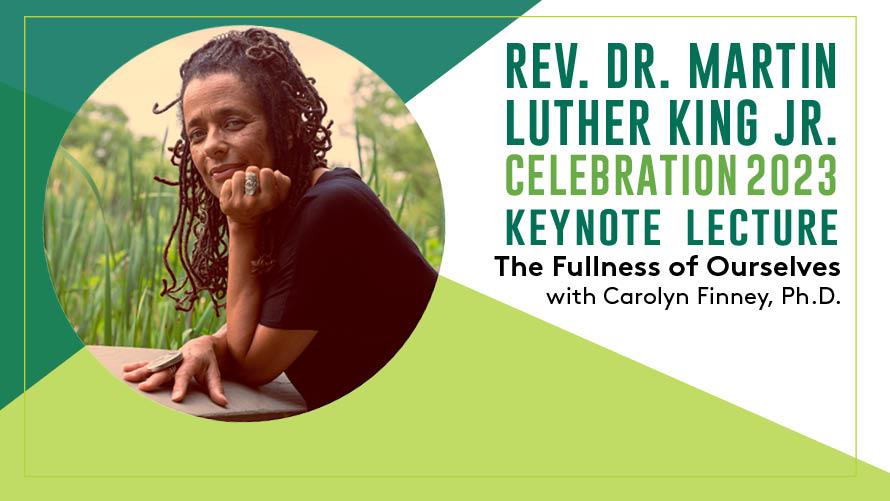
[122,335,228,407]
[220,166,291,227]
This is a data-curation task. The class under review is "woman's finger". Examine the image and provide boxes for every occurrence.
[137,369,173,392]
[122,360,148,372]
[220,178,233,204]
[259,168,276,202]
[171,363,195,402]
[274,171,291,203]
[276,170,291,192]
[231,170,245,206]
[123,364,153,382]
[205,361,228,407]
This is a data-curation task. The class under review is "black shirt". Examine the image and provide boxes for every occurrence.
[258,167,438,410]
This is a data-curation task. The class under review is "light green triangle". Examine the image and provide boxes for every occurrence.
[2,277,889,498]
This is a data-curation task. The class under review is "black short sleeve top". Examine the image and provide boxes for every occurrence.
[257,167,438,409]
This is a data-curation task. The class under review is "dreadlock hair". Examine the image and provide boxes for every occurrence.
[153,27,333,314]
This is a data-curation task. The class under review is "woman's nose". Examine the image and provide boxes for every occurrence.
[203,127,229,158]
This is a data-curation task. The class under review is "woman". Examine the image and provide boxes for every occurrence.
[122,28,437,412]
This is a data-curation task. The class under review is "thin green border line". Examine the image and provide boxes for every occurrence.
[23,15,857,19]
[22,14,859,479]
[21,474,862,479]
[853,14,859,473]
[22,14,27,480]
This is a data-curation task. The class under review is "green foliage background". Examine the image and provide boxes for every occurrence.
[43,72,443,349]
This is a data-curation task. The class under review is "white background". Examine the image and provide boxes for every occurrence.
[407,0,890,471]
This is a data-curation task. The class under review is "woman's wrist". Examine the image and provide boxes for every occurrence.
[209,330,240,380]
[227,217,263,235]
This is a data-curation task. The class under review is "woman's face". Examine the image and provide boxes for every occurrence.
[182,72,275,199]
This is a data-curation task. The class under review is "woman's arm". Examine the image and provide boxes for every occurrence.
[212,321,316,387]
[123,319,313,406]
[219,167,316,386]
[224,219,264,364]
[125,166,315,402]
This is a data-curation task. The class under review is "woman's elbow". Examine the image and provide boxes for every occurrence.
[236,366,282,387]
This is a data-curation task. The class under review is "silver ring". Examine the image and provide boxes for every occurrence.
[244,172,258,196]
[146,351,183,373]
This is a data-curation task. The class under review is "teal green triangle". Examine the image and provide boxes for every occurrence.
[14,6,541,109]
[0,80,26,411]
[6,3,541,410]
[22,88,85,398]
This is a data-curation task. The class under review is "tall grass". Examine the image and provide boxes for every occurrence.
[45,138,224,349]
[45,113,443,349]
[354,124,444,270]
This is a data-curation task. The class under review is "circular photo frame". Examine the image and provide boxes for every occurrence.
[43,25,443,420]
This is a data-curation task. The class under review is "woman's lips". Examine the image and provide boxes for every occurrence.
[211,165,244,181]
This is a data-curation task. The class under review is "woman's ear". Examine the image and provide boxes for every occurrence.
[287,133,293,149]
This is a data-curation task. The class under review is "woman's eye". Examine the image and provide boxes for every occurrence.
[188,129,206,142]
[225,119,245,129]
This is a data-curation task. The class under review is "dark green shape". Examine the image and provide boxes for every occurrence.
[0,81,26,410]
[3,0,542,411]
[25,92,85,392]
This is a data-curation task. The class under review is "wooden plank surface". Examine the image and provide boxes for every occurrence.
[88,345,307,421]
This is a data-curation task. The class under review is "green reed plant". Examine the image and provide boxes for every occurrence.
[46,87,443,349]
